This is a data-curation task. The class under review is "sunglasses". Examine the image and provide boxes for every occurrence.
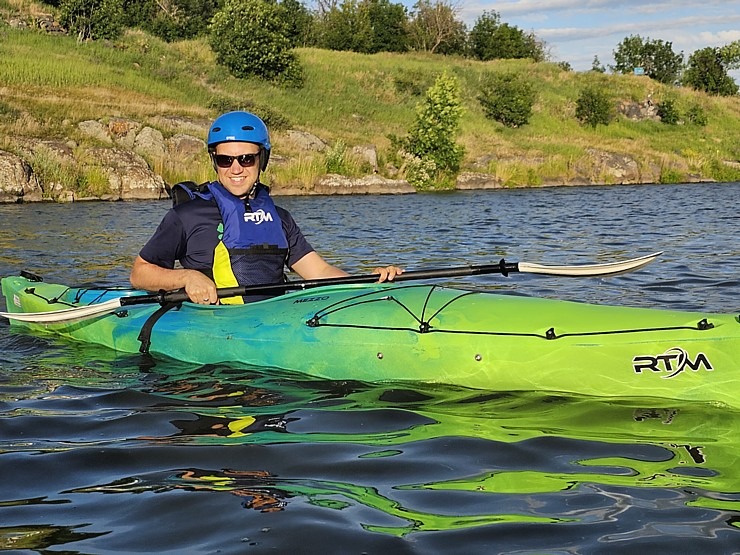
[213,153,260,168]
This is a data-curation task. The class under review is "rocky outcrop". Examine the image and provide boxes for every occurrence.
[84,147,167,201]
[286,130,328,152]
[311,174,415,195]
[2,113,732,204]
[2,136,168,202]
[617,99,660,121]
[455,172,503,190]
[0,118,191,203]
[0,151,42,203]
[585,149,644,184]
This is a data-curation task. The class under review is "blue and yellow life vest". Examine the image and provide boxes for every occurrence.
[172,181,288,304]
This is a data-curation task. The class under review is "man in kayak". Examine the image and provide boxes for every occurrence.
[130,111,402,304]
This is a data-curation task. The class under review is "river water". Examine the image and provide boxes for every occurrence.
[1,183,739,554]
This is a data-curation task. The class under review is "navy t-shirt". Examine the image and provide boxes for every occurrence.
[139,197,315,275]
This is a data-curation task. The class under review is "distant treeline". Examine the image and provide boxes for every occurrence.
[37,0,740,95]
[40,0,547,60]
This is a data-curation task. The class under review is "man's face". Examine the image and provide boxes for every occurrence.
[213,141,261,197]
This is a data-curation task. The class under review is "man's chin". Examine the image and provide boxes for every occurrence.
[222,182,254,197]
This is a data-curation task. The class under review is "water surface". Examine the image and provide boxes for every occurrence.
[1,183,739,553]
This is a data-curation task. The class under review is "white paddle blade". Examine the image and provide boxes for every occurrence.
[518,251,662,277]
[0,298,124,324]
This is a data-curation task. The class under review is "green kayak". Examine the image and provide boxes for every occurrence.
[2,273,739,408]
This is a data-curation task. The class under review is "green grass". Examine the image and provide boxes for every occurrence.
[1,24,740,189]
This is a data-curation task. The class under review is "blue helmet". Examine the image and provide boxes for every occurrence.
[207,111,271,170]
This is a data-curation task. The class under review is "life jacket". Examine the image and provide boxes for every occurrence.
[171,181,289,304]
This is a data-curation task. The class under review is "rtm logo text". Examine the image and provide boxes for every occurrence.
[633,347,713,379]
[244,209,273,224]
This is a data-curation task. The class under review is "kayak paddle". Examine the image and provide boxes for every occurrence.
[1,251,661,324]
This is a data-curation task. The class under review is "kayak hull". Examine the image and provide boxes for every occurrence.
[3,275,740,408]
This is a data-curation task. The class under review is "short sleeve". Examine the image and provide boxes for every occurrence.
[278,207,315,268]
[138,209,186,269]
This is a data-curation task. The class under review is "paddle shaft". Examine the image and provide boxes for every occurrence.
[0,252,660,323]
[120,261,517,306]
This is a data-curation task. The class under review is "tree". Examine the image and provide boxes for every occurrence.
[469,10,545,61]
[122,0,219,41]
[365,0,409,53]
[316,0,373,52]
[209,0,304,87]
[683,47,739,96]
[316,0,409,53]
[718,40,740,69]
[591,55,605,73]
[408,0,466,55]
[478,72,536,128]
[402,72,464,173]
[612,35,683,84]
[59,0,124,41]
[468,10,499,60]
[279,0,315,48]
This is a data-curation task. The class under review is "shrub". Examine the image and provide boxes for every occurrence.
[400,72,464,173]
[575,87,612,127]
[659,166,684,184]
[325,140,348,174]
[59,0,124,41]
[657,98,680,125]
[209,0,304,87]
[685,104,708,126]
[398,150,437,189]
[478,72,536,128]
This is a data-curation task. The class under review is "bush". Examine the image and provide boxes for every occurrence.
[59,0,124,41]
[400,72,464,174]
[325,140,348,174]
[209,0,304,87]
[659,166,684,184]
[685,104,708,126]
[478,72,536,128]
[398,150,437,189]
[657,98,680,125]
[575,86,612,127]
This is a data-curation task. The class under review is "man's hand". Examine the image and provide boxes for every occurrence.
[372,266,404,283]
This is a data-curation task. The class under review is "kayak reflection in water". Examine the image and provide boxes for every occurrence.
[130,110,402,304]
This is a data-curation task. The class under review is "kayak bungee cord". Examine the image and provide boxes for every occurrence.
[304,284,718,340]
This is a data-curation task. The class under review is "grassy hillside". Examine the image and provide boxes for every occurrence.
[2,8,740,190]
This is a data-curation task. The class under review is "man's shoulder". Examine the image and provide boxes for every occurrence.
[172,195,218,215]
[275,204,291,216]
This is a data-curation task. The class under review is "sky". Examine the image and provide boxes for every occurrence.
[456,0,740,77]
